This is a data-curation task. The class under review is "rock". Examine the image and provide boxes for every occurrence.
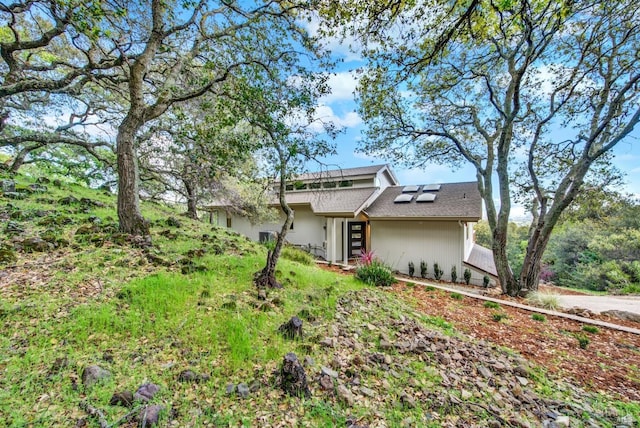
[177,370,198,382]
[139,404,164,426]
[477,365,492,379]
[278,316,303,340]
[4,221,24,234]
[2,179,16,193]
[303,356,315,367]
[257,289,267,300]
[59,195,79,205]
[319,337,334,347]
[461,389,472,400]
[555,415,570,427]
[236,383,250,398]
[166,217,182,227]
[21,236,52,252]
[279,353,310,398]
[337,385,355,406]
[359,386,375,398]
[225,384,236,395]
[516,376,529,386]
[134,383,160,402]
[400,392,416,408]
[28,183,48,193]
[319,374,333,390]
[81,365,111,387]
[601,310,640,323]
[321,366,339,378]
[110,391,134,407]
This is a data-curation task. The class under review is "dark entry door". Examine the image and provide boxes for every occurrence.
[348,222,366,258]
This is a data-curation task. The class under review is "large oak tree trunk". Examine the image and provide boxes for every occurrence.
[117,116,149,235]
[184,179,198,220]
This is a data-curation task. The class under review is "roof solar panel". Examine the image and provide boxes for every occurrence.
[402,185,419,193]
[394,193,414,203]
[416,193,437,203]
[423,184,441,191]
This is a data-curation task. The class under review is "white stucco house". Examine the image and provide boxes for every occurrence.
[206,164,497,285]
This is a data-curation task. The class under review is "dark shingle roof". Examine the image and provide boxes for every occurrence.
[365,182,481,220]
[285,187,378,215]
[464,244,498,277]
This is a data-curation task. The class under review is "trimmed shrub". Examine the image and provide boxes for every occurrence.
[531,313,546,322]
[420,260,428,278]
[450,292,463,300]
[450,265,457,283]
[576,334,590,349]
[483,275,490,288]
[408,261,415,277]
[483,301,501,309]
[463,268,472,285]
[433,262,443,281]
[582,325,599,334]
[356,260,396,287]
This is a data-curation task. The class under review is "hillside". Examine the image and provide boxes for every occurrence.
[1,172,639,427]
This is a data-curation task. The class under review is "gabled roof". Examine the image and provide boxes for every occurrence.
[294,164,398,184]
[365,182,482,221]
[285,187,378,216]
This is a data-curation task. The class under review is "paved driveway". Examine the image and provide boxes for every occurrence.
[556,295,640,315]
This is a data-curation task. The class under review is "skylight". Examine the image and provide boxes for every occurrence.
[402,185,419,193]
[394,194,414,203]
[423,184,441,191]
[416,193,437,203]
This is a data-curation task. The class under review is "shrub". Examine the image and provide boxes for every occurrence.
[450,265,457,283]
[531,313,546,322]
[484,301,501,309]
[408,261,415,277]
[582,325,599,334]
[492,313,508,322]
[281,246,314,265]
[463,268,472,285]
[526,292,560,311]
[420,260,428,278]
[483,275,490,288]
[576,334,590,349]
[424,285,435,291]
[450,292,463,300]
[433,262,443,280]
[356,260,396,287]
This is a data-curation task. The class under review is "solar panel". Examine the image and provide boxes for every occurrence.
[402,185,419,193]
[423,184,441,191]
[416,193,437,203]
[394,193,414,203]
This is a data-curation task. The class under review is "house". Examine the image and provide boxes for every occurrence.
[206,164,497,285]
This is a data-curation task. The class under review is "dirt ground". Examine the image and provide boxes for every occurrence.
[320,265,640,401]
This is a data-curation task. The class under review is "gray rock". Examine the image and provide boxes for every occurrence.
[177,370,198,382]
[477,365,492,379]
[303,356,315,367]
[321,366,339,378]
[555,415,570,427]
[81,365,111,387]
[236,382,250,398]
[134,383,160,402]
[400,392,416,408]
[516,375,529,386]
[359,386,375,397]
[139,404,164,426]
[337,385,354,406]
[225,383,236,395]
[601,310,640,323]
[2,179,16,193]
[319,374,333,390]
[110,391,134,407]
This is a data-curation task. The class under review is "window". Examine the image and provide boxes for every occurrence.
[339,180,353,188]
[323,181,337,188]
[226,217,232,228]
[285,184,294,191]
[309,182,321,189]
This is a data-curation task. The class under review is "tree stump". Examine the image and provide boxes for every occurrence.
[279,352,310,398]
[278,316,303,340]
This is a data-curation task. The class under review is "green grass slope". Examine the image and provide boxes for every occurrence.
[1,170,638,427]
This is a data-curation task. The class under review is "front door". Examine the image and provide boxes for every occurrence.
[348,222,366,258]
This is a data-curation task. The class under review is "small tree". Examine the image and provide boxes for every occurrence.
[408,261,415,277]
[450,266,458,283]
[433,263,443,281]
[420,260,428,278]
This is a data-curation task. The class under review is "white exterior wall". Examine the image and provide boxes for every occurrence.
[376,170,394,189]
[370,220,464,281]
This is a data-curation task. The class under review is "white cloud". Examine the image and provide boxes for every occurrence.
[301,13,363,62]
[310,105,362,132]
[321,71,360,104]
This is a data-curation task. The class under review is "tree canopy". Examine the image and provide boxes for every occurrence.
[322,0,640,295]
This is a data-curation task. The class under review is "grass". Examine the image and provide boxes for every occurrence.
[526,291,561,311]
[532,313,547,322]
[582,325,599,334]
[450,292,464,300]
[492,313,508,322]
[484,301,501,309]
[1,169,636,427]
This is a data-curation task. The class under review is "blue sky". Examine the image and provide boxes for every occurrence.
[307,23,640,216]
